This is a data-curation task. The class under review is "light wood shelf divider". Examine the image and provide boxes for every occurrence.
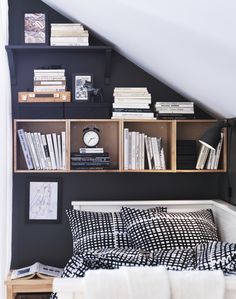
[14,119,227,173]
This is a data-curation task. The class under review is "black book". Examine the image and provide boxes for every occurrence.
[71,156,111,162]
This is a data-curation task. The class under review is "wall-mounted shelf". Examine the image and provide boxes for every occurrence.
[5,45,113,85]
[14,119,227,173]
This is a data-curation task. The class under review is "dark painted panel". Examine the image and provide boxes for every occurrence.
[9,0,223,269]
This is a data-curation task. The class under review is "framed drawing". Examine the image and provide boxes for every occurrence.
[73,73,93,101]
[24,13,47,44]
[26,177,62,223]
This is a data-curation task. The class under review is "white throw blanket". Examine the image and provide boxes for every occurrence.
[53,267,225,299]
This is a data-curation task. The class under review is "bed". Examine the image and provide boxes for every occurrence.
[53,199,236,299]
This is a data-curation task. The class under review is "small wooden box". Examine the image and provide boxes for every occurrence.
[18,92,71,103]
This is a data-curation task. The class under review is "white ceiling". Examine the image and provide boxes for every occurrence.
[43,0,236,118]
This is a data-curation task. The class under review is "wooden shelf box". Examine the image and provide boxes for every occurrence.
[14,120,68,172]
[69,119,121,172]
[122,120,175,172]
[176,120,227,172]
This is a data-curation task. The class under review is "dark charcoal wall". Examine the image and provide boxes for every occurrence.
[9,0,224,268]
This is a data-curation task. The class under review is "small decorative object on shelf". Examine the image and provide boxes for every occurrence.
[155,101,195,119]
[112,87,154,119]
[26,177,62,223]
[82,127,100,147]
[50,23,89,46]
[73,73,93,101]
[124,128,166,170]
[24,13,47,44]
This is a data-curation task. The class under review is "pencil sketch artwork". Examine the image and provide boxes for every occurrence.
[29,182,58,220]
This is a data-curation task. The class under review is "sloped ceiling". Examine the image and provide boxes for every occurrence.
[42,0,236,118]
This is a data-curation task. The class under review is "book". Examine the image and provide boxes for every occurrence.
[27,133,40,169]
[57,134,62,169]
[61,131,66,169]
[52,133,60,169]
[79,148,104,154]
[11,262,63,280]
[17,129,34,170]
[124,128,129,170]
[42,134,52,169]
[46,134,57,170]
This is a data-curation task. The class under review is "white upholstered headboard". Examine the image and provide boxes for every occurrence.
[71,199,236,244]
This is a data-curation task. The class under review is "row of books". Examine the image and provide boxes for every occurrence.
[155,102,195,119]
[196,133,224,170]
[123,128,166,170]
[18,129,66,170]
[50,23,89,46]
[34,69,66,92]
[71,149,111,170]
[112,87,154,119]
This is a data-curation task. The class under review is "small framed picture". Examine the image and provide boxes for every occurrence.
[73,73,93,101]
[26,177,62,223]
[24,13,47,44]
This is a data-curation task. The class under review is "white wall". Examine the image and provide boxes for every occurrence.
[43,0,236,118]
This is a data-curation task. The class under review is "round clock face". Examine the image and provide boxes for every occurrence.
[83,130,100,147]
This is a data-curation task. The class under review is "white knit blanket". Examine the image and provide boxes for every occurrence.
[53,266,225,299]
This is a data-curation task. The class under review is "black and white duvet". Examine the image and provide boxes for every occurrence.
[51,241,236,299]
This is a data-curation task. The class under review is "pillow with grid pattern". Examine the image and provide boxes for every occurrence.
[195,241,236,273]
[121,207,218,251]
[66,206,166,253]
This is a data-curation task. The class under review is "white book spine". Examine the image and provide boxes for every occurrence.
[124,128,129,170]
[61,132,66,170]
[128,132,132,170]
[160,139,166,170]
[140,133,145,170]
[131,132,136,170]
[17,129,34,170]
[57,135,62,169]
[196,145,205,170]
[46,134,57,170]
[24,132,36,169]
[135,132,140,170]
[34,132,45,169]
[213,132,224,169]
[52,133,60,169]
[206,149,215,169]
[41,134,52,169]
[200,146,210,169]
[28,133,40,169]
[144,135,151,170]
[148,137,155,170]
[38,133,48,170]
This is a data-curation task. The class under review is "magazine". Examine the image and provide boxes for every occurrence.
[11,262,63,280]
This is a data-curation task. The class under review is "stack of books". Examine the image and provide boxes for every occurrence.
[196,132,224,170]
[124,128,166,170]
[112,87,154,119]
[50,23,89,46]
[71,148,111,170]
[177,140,197,169]
[34,69,66,92]
[155,102,195,119]
[18,129,66,170]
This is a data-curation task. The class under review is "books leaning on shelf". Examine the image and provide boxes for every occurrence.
[71,149,111,170]
[112,87,154,119]
[155,101,195,119]
[11,262,63,280]
[50,23,89,46]
[124,128,166,170]
[196,132,224,170]
[34,69,66,92]
[17,129,66,170]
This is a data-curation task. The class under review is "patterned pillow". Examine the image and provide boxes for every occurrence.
[121,207,218,251]
[67,206,166,253]
[195,241,236,273]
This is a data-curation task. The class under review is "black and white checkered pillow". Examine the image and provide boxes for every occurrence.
[195,241,236,273]
[121,207,218,251]
[67,207,166,253]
